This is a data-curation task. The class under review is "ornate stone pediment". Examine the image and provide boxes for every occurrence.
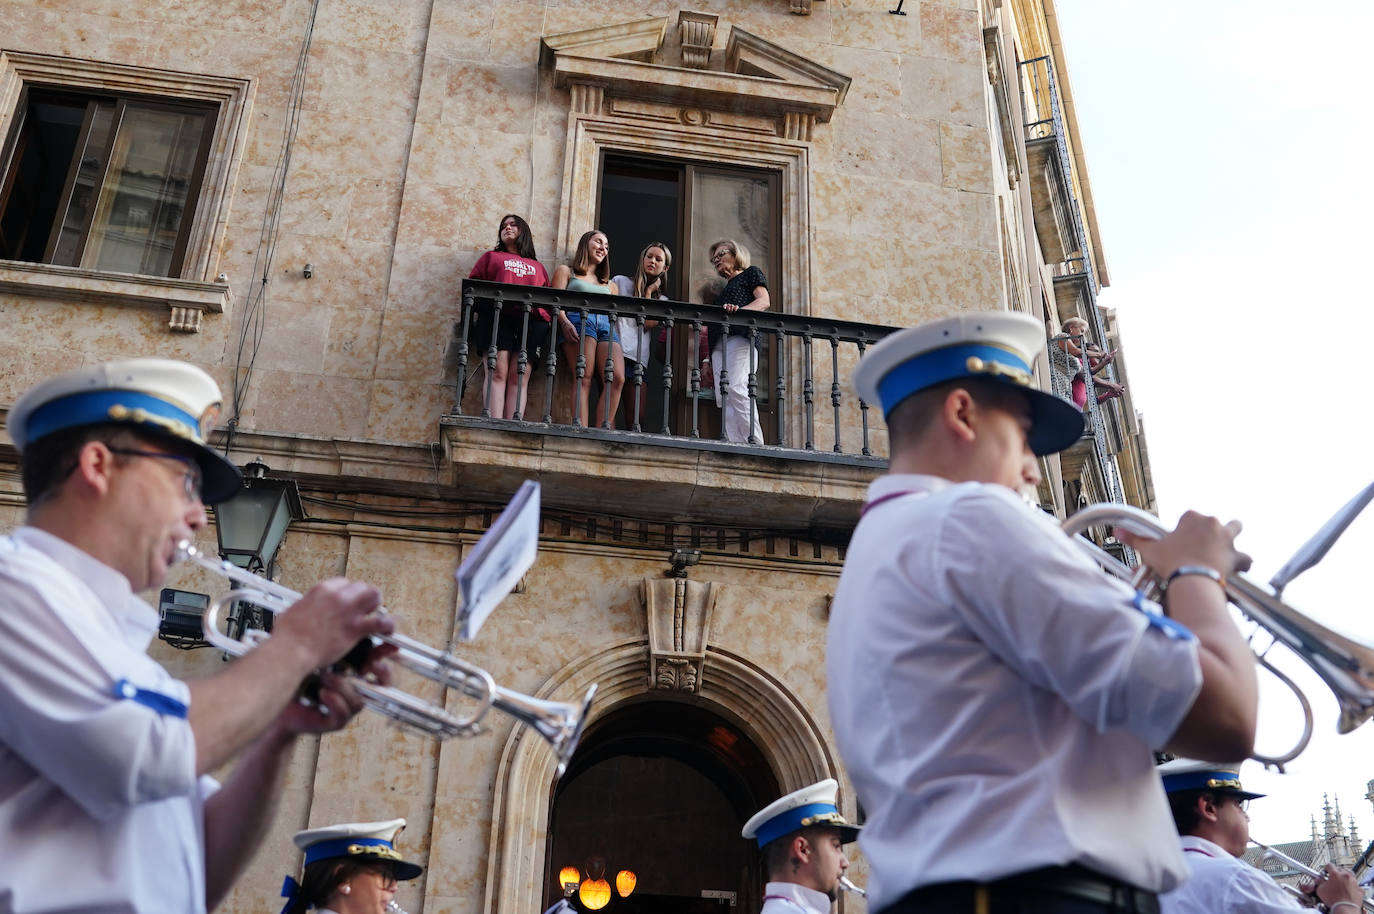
[540,11,850,139]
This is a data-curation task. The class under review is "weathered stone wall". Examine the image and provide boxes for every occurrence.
[0,2,1010,911]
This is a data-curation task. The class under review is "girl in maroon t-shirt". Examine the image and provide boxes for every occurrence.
[468,214,551,419]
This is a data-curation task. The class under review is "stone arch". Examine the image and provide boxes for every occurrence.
[481,637,837,914]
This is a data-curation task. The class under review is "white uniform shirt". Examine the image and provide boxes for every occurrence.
[762,881,832,914]
[1161,835,1302,914]
[827,475,1204,910]
[0,526,214,913]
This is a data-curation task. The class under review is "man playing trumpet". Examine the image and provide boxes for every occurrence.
[742,779,861,914]
[1159,759,1365,914]
[0,359,395,913]
[827,312,1259,914]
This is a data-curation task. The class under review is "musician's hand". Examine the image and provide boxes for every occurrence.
[1313,864,1364,908]
[1117,510,1252,580]
[279,670,365,734]
[275,578,394,671]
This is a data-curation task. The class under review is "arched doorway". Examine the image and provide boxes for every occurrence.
[545,700,780,914]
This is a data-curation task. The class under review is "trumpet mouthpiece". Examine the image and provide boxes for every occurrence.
[838,876,866,898]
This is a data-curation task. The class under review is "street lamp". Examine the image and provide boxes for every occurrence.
[211,458,304,643]
[213,458,304,576]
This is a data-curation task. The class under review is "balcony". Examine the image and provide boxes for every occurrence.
[1045,332,1128,508]
[1019,55,1080,269]
[441,280,894,536]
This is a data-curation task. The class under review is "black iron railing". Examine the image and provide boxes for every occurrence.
[1021,51,1127,506]
[453,279,896,460]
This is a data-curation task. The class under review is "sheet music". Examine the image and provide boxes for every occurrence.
[455,480,541,641]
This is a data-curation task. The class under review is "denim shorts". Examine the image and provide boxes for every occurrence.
[562,311,620,344]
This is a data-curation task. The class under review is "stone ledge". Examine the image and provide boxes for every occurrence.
[440,418,881,536]
[0,261,230,333]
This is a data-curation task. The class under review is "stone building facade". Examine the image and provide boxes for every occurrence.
[0,1,1150,912]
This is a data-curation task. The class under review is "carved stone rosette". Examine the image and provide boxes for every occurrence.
[643,577,716,693]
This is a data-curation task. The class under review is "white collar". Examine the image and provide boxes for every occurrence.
[764,881,832,914]
[866,474,950,502]
[1179,834,1236,860]
[10,525,156,645]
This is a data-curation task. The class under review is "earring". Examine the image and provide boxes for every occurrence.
[341,884,352,895]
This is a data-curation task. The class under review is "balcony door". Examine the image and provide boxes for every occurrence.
[598,155,782,441]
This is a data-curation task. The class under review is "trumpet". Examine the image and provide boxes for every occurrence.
[176,541,595,777]
[1251,839,1374,912]
[1063,502,1374,772]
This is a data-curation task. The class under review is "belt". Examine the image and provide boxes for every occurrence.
[879,865,1160,914]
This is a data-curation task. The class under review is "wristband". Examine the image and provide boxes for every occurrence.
[1329,903,1360,913]
[1166,565,1225,591]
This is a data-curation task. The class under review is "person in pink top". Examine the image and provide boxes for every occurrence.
[468,214,551,419]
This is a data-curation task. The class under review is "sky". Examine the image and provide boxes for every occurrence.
[1054,0,1374,850]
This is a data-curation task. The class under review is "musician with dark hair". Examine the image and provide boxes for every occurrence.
[280,818,423,914]
[469,214,552,420]
[742,780,860,914]
[1158,759,1364,914]
[0,359,395,913]
[827,312,1259,914]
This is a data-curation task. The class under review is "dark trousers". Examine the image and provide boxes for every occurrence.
[877,866,1159,914]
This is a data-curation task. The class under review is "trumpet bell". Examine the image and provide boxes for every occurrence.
[179,540,595,775]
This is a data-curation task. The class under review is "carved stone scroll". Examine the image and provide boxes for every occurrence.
[678,11,718,69]
[168,306,202,333]
[643,576,716,693]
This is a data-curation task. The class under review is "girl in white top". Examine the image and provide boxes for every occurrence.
[611,242,672,428]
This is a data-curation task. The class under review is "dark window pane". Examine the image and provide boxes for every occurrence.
[0,95,86,262]
[0,89,212,277]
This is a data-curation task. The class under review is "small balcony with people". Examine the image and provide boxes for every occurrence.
[441,271,894,537]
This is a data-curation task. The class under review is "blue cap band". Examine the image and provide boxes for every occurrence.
[754,802,839,848]
[24,389,202,445]
[1161,770,1256,795]
[874,343,1032,417]
[303,836,394,867]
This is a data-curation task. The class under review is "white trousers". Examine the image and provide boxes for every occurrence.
[711,335,764,444]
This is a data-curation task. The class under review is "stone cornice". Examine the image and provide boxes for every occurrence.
[538,16,669,64]
[440,420,876,535]
[551,53,846,121]
[724,27,850,104]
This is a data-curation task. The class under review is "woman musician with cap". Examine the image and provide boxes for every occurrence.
[281,819,424,914]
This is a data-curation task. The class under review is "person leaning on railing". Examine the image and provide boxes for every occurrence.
[467,214,551,420]
[1059,316,1124,405]
[706,239,769,444]
[611,242,672,428]
[552,229,624,428]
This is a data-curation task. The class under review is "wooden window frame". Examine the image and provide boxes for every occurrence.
[0,50,252,331]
